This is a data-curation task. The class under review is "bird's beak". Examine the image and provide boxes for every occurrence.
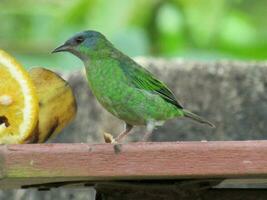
[52,43,71,53]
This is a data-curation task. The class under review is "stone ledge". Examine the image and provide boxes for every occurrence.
[56,58,267,143]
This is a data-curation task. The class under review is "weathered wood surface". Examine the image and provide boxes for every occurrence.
[1,141,267,189]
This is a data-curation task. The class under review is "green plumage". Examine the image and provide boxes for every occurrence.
[85,53,183,126]
[53,30,214,141]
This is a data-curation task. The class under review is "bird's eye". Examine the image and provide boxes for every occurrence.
[75,37,84,44]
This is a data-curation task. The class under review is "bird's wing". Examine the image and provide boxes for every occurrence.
[120,60,183,109]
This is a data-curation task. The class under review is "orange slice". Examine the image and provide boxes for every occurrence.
[0,50,38,144]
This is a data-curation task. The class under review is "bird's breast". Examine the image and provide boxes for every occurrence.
[86,63,130,110]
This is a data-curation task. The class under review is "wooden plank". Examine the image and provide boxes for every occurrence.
[1,141,267,189]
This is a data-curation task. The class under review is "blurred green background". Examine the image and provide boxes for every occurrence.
[1,0,267,70]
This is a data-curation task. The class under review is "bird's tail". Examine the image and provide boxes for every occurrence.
[183,109,215,128]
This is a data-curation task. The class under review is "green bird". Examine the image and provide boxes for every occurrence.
[52,30,214,142]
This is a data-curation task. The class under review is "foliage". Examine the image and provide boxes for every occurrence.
[0,0,266,70]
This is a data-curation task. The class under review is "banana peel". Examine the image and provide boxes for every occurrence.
[29,68,77,143]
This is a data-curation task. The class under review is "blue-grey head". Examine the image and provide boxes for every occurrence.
[52,30,111,61]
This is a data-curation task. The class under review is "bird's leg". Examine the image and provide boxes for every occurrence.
[115,123,133,142]
[142,121,155,142]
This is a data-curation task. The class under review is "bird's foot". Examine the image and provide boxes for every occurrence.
[141,131,153,142]
[103,132,117,144]
[141,136,150,142]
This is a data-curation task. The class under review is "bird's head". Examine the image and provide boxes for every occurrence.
[52,30,110,61]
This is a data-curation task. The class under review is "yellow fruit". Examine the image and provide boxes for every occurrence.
[103,132,116,144]
[0,50,38,144]
[29,68,77,143]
